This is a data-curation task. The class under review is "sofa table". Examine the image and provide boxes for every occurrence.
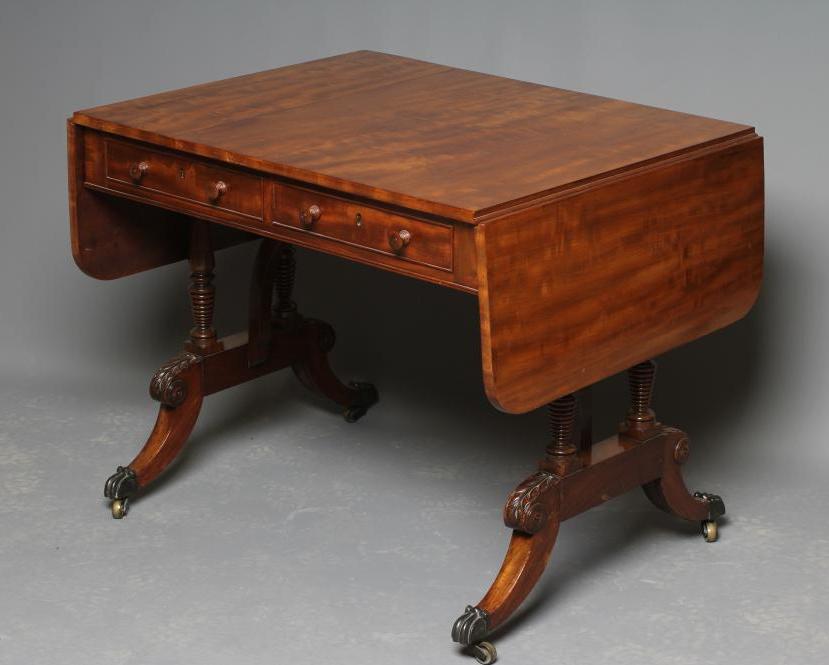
[68,51,763,663]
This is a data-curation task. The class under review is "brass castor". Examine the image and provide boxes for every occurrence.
[111,498,130,519]
[342,382,378,423]
[701,519,718,543]
[468,641,497,664]
[343,405,368,423]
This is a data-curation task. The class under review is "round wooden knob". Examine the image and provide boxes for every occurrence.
[300,204,322,228]
[388,229,412,252]
[209,180,228,202]
[128,161,149,182]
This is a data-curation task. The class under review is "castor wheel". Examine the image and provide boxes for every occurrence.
[468,641,497,664]
[701,519,718,542]
[342,382,378,422]
[111,497,130,519]
[343,405,368,423]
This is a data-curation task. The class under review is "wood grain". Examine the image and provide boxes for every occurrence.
[470,420,709,635]
[69,123,252,279]
[70,51,764,414]
[131,358,203,489]
[72,50,752,222]
[105,137,263,219]
[478,136,764,413]
[75,126,478,291]
[272,180,454,272]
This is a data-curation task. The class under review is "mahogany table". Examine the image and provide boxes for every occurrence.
[68,51,763,663]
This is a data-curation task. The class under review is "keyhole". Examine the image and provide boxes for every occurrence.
[178,167,186,180]
[355,212,363,227]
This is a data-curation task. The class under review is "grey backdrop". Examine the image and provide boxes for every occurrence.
[2,2,828,664]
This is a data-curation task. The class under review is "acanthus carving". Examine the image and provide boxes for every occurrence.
[503,470,559,534]
[149,351,202,407]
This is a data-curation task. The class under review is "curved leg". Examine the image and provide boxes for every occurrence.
[104,353,204,518]
[625,361,725,542]
[642,430,726,541]
[453,471,562,663]
[292,319,378,422]
[452,528,559,663]
[481,523,560,625]
[254,239,378,422]
[452,396,575,662]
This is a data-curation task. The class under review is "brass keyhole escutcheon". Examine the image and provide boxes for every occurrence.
[355,212,363,228]
[178,167,186,180]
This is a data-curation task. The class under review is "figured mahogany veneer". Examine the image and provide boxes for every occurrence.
[271,181,454,272]
[75,127,476,292]
[69,49,763,414]
[478,136,763,412]
[71,50,755,220]
[104,138,263,219]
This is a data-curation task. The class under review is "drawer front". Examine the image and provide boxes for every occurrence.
[104,139,262,219]
[272,183,453,271]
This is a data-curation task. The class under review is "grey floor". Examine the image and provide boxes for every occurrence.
[2,362,827,665]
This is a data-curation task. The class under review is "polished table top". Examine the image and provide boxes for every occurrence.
[72,49,753,222]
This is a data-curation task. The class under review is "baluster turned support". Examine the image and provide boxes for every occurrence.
[626,360,657,430]
[541,393,580,476]
[187,221,220,353]
[575,386,593,452]
[273,242,298,324]
[455,364,727,661]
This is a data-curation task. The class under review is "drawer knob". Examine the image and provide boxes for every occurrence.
[388,229,412,252]
[128,161,149,183]
[209,180,228,203]
[300,204,322,228]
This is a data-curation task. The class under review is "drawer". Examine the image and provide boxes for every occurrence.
[104,139,263,219]
[271,183,453,271]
